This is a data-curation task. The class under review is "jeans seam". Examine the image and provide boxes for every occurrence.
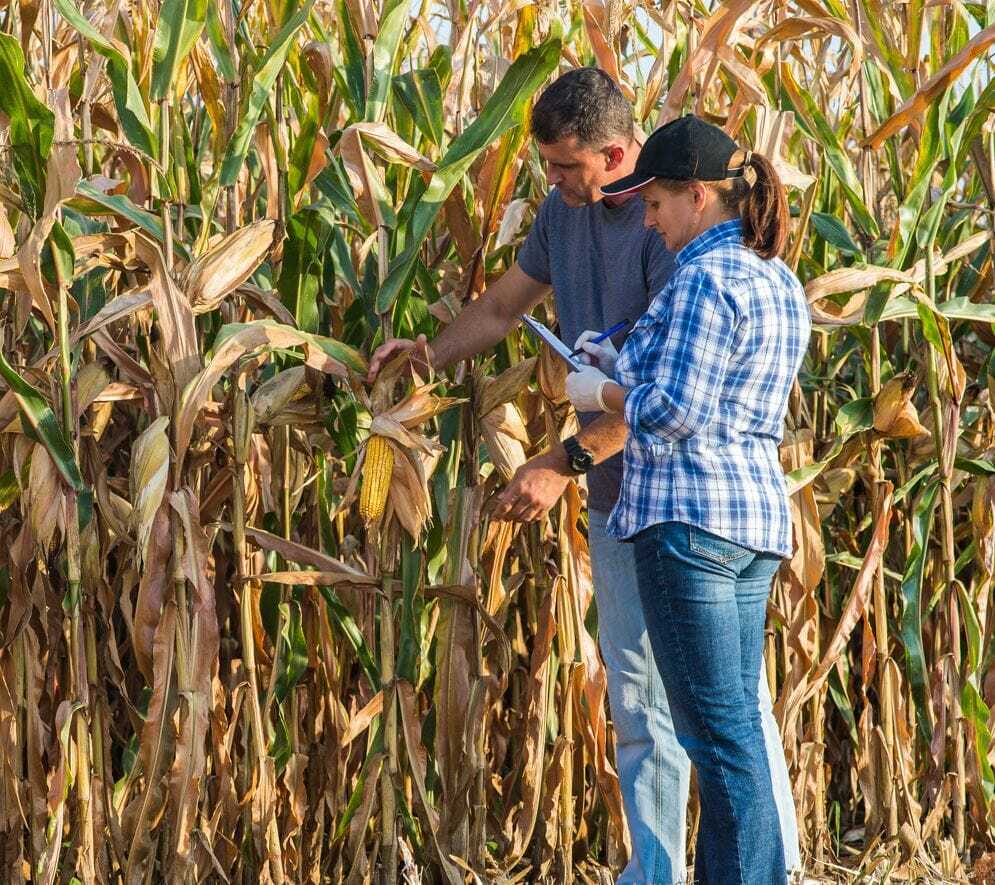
[657,544,748,885]
[649,640,666,884]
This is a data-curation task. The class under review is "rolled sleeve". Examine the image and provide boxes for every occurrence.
[623,269,739,442]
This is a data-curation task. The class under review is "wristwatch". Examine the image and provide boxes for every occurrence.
[562,435,595,475]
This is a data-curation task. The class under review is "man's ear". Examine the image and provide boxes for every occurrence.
[603,144,625,171]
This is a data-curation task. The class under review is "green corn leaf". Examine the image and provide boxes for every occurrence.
[364,0,408,123]
[150,0,209,101]
[954,456,995,476]
[287,97,322,198]
[893,463,938,505]
[274,601,309,702]
[220,0,316,186]
[333,734,384,841]
[203,0,238,81]
[393,68,445,146]
[827,665,859,747]
[329,225,363,296]
[428,45,453,89]
[915,302,944,354]
[957,80,995,168]
[70,180,191,262]
[334,0,367,118]
[781,64,879,239]
[376,31,562,314]
[0,470,20,510]
[277,208,331,334]
[314,160,363,228]
[810,213,862,256]
[892,101,940,264]
[0,35,54,217]
[0,350,84,493]
[785,398,874,493]
[49,221,75,288]
[857,0,913,99]
[268,707,293,771]
[396,540,422,684]
[956,581,983,676]
[54,0,158,158]
[916,163,958,249]
[319,585,380,690]
[962,679,995,800]
[877,295,995,325]
[899,478,940,745]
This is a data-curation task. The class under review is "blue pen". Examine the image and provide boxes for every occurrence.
[568,319,630,356]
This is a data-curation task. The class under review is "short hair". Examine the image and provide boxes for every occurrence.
[531,67,634,147]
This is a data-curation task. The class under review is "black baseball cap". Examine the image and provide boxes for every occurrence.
[601,115,747,197]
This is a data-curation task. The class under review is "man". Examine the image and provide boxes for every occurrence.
[367,68,800,884]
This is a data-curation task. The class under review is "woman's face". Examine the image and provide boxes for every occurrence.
[641,179,706,253]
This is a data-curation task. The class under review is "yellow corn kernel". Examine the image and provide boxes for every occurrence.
[359,436,393,521]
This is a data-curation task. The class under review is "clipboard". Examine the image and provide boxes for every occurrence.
[520,314,585,372]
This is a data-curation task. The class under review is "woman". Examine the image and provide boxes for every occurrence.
[565,115,810,885]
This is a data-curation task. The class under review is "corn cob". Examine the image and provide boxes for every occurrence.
[359,435,394,521]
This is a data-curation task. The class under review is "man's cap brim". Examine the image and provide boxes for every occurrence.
[600,174,656,197]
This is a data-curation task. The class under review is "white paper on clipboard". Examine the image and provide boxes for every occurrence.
[520,315,585,372]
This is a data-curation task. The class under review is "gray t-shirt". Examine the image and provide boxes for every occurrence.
[517,188,675,513]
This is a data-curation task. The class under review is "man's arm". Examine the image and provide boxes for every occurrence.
[488,411,628,522]
[366,263,549,382]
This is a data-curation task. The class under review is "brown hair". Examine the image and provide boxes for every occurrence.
[531,68,634,147]
[658,149,789,260]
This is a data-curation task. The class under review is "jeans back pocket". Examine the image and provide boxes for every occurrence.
[688,525,750,565]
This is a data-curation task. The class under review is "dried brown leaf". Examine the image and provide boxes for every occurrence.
[27,445,63,551]
[16,89,81,335]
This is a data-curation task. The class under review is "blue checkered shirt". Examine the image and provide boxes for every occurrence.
[606,219,810,557]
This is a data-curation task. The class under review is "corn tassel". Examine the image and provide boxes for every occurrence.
[360,436,394,521]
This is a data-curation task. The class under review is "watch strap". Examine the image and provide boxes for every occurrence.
[562,435,594,475]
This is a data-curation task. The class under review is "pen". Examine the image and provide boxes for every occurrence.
[568,319,630,356]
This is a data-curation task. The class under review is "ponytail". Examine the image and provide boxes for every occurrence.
[739,152,788,260]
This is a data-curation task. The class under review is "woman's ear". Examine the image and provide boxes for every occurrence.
[690,180,709,210]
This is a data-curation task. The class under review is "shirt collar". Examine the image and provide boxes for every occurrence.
[675,218,743,266]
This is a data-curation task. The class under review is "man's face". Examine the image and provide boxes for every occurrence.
[537,136,623,207]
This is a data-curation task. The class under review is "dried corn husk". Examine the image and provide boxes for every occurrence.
[130,416,170,563]
[183,220,276,314]
[251,366,308,424]
[873,374,929,439]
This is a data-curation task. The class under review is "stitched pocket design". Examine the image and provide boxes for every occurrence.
[688,525,750,565]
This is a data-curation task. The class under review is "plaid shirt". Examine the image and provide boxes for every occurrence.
[606,219,810,557]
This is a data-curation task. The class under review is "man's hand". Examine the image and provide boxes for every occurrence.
[488,450,573,522]
[366,334,434,384]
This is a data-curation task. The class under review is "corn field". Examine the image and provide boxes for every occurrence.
[2,0,995,881]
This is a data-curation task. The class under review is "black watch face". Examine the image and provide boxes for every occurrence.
[571,452,594,473]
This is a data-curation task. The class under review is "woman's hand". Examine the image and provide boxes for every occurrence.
[566,366,613,412]
[573,330,619,375]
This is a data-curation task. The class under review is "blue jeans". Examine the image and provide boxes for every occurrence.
[632,521,786,885]
[588,511,798,884]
